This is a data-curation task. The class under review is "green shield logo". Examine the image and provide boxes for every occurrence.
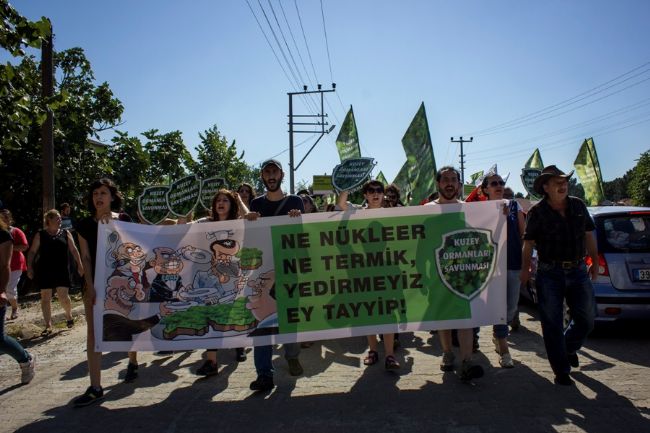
[166,174,201,217]
[331,157,376,193]
[138,185,170,225]
[435,229,496,300]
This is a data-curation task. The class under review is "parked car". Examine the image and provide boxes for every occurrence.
[521,206,650,322]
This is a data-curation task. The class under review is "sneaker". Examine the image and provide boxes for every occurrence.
[440,351,455,372]
[73,386,104,407]
[460,359,484,381]
[19,354,35,384]
[196,360,219,376]
[124,362,138,382]
[568,352,579,368]
[66,319,74,328]
[287,358,303,376]
[250,375,275,392]
[499,352,514,368]
[554,373,575,386]
[235,347,247,362]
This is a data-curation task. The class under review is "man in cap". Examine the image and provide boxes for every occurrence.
[244,158,304,392]
[520,165,598,386]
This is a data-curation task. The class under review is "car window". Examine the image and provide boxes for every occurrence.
[599,215,650,252]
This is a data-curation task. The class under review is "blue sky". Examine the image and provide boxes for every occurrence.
[11,0,650,194]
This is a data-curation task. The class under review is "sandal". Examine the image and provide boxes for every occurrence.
[363,350,379,366]
[41,328,53,337]
[10,311,18,320]
[67,319,74,328]
[385,355,400,370]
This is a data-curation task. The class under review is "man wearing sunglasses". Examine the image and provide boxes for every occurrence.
[520,165,597,386]
[425,166,484,381]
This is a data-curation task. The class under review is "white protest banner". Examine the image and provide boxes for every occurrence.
[95,201,507,352]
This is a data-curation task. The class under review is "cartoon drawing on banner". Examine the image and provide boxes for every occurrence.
[99,227,280,343]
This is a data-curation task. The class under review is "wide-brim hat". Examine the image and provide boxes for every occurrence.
[533,165,574,195]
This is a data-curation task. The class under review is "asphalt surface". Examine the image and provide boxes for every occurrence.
[0,303,649,433]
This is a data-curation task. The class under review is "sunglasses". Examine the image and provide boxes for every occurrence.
[366,187,384,194]
[489,180,506,187]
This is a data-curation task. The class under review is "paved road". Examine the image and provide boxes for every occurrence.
[1,304,649,433]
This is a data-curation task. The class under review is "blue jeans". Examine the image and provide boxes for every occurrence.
[253,343,300,378]
[536,262,595,376]
[494,270,522,338]
[0,305,30,363]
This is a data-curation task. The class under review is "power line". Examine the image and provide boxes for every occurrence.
[294,0,319,86]
[256,133,315,165]
[470,113,650,165]
[245,0,297,92]
[475,73,650,137]
[266,0,320,114]
[471,97,650,156]
[465,60,650,136]
[319,0,334,83]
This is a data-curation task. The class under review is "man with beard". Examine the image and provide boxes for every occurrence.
[425,166,484,381]
[520,165,597,386]
[244,159,304,392]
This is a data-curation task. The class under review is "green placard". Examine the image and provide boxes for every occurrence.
[271,213,471,333]
[331,157,375,193]
[137,185,170,225]
[166,174,201,217]
[312,175,333,194]
[521,168,541,199]
[199,177,227,209]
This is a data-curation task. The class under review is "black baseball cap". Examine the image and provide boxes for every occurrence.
[261,159,283,170]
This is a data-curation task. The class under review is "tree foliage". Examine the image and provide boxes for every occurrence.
[628,150,650,206]
[107,131,150,215]
[142,129,194,184]
[194,125,257,189]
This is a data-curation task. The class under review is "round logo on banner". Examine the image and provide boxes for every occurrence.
[138,185,170,225]
[331,157,376,193]
[166,174,201,217]
[435,229,496,300]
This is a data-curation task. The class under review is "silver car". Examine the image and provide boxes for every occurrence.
[521,206,650,322]
[588,206,650,321]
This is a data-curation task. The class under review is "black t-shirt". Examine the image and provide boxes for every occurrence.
[523,196,595,263]
[250,194,304,218]
[75,213,132,276]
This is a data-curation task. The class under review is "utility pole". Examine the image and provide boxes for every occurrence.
[41,19,55,213]
[288,84,336,194]
[450,136,473,196]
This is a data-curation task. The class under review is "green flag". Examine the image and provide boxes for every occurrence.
[524,148,544,169]
[468,170,484,185]
[574,138,605,205]
[335,106,361,161]
[376,171,388,186]
[401,102,436,205]
[393,162,413,201]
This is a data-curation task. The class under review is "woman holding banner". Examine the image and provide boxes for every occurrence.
[193,189,247,376]
[237,183,256,210]
[337,180,400,370]
[481,174,525,368]
[73,178,132,407]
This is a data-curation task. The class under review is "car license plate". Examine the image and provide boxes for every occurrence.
[635,269,650,281]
